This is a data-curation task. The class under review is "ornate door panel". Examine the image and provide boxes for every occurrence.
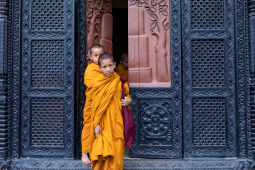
[182,0,236,157]
[20,0,74,157]
[129,0,182,158]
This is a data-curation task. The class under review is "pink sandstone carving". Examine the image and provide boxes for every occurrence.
[129,0,171,87]
[86,0,113,62]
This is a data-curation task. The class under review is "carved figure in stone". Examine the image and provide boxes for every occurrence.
[129,0,170,82]
[86,0,112,58]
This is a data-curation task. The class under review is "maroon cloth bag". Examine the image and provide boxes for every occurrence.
[120,77,136,148]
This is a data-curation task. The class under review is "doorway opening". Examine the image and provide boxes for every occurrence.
[112,0,128,64]
[75,0,129,159]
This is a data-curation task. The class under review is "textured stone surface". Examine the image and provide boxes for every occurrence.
[6,158,255,170]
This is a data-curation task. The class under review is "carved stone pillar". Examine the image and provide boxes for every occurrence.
[86,0,112,57]
[0,0,8,160]
[249,0,255,158]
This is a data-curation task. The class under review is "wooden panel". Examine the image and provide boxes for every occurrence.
[20,0,75,157]
[182,0,236,158]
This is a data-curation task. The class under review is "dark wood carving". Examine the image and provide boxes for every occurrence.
[86,0,112,56]
[248,0,255,159]
[128,0,170,87]
[0,0,8,160]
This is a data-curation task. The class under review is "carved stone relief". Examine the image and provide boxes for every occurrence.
[86,0,112,57]
[128,0,171,87]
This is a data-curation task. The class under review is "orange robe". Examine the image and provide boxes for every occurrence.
[89,72,130,170]
[116,64,128,80]
[81,63,101,153]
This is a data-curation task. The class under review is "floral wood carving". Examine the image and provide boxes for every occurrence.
[129,0,170,82]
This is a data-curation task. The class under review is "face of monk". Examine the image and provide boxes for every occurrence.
[120,59,128,69]
[89,47,104,64]
[99,59,116,77]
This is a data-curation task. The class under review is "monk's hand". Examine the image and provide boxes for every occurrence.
[121,97,132,107]
[94,124,101,137]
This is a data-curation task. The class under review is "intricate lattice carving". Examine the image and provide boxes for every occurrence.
[31,40,64,88]
[20,0,74,157]
[191,0,224,30]
[31,98,64,146]
[192,40,225,88]
[183,0,237,158]
[192,98,226,146]
[31,0,64,30]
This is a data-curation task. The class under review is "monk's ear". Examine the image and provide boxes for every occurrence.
[113,62,116,69]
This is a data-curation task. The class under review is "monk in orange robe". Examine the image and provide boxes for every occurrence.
[116,53,128,80]
[81,44,104,165]
[90,53,132,170]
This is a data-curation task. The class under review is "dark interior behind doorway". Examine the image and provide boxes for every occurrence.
[112,0,128,63]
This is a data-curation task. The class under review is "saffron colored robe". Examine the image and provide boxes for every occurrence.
[116,64,128,81]
[90,72,130,170]
[81,63,101,153]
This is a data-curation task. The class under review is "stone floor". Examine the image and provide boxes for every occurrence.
[6,158,255,170]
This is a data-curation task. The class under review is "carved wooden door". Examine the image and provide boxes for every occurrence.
[20,0,75,157]
[128,0,182,158]
[182,0,236,158]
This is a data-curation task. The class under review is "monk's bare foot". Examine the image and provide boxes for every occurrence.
[81,153,91,165]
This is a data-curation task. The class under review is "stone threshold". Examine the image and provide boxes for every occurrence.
[0,158,253,170]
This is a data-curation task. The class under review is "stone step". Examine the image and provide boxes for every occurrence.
[7,158,255,170]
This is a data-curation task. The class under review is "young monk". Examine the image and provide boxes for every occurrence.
[116,53,128,80]
[81,44,104,165]
[89,53,132,170]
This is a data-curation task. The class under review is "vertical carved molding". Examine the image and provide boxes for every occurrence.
[0,0,8,160]
[75,0,87,158]
[249,1,255,74]
[249,0,255,159]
